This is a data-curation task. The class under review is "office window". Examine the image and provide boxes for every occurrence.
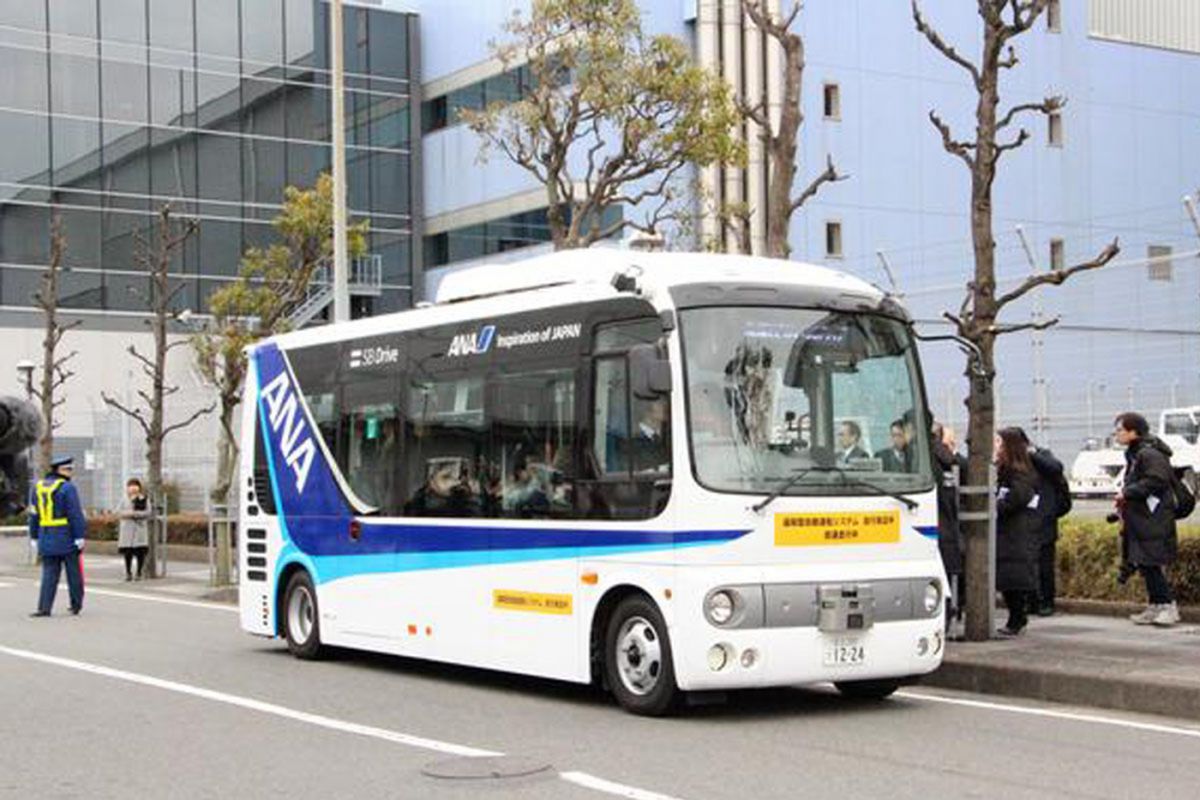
[1049,238,1064,271]
[1048,111,1063,147]
[1046,0,1061,33]
[1148,245,1173,282]
[823,83,841,120]
[825,221,843,258]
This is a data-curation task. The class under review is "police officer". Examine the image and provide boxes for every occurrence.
[28,456,87,617]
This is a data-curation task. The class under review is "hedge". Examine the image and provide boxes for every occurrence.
[1057,518,1200,606]
[85,513,210,546]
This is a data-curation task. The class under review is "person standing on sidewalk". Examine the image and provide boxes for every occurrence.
[1114,412,1180,627]
[27,456,87,617]
[117,477,151,581]
[1014,428,1071,616]
[994,428,1041,637]
[931,420,964,630]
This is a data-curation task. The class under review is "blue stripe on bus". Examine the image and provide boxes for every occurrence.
[309,539,725,585]
[916,525,939,539]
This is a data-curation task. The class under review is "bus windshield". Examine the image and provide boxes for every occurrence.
[681,306,932,496]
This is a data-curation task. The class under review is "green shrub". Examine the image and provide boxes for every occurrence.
[1057,518,1200,605]
[85,513,210,546]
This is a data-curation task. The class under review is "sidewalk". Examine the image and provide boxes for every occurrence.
[0,534,233,604]
[927,611,1200,721]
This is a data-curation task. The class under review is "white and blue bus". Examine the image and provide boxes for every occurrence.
[239,250,947,715]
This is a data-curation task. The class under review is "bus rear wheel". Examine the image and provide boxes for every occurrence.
[283,571,325,660]
[604,596,679,716]
[834,679,901,700]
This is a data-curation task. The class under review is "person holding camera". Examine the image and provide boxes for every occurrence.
[1113,412,1180,627]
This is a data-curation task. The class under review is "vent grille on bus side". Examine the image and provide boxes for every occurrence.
[252,470,276,514]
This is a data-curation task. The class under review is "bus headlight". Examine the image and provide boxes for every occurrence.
[704,589,737,626]
[923,580,942,615]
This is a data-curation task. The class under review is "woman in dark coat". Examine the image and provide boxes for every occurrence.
[994,427,1042,636]
[1114,412,1179,626]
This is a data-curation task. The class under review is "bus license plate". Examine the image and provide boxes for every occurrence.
[823,638,865,667]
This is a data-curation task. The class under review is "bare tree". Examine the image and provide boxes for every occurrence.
[102,205,214,577]
[31,211,79,474]
[913,0,1119,640]
[465,0,743,249]
[740,1,846,258]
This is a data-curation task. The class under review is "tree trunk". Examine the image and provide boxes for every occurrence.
[38,301,56,475]
[961,30,1002,641]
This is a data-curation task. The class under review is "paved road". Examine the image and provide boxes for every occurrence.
[1,577,1198,799]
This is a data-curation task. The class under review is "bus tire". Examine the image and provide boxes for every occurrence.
[283,570,324,660]
[834,679,900,700]
[604,595,679,716]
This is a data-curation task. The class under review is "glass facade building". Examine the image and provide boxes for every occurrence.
[0,0,419,317]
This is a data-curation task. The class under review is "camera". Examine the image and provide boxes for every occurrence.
[1105,512,1120,524]
[1116,562,1136,585]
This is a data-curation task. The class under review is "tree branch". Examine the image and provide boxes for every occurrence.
[998,95,1064,129]
[162,403,215,439]
[913,0,982,88]
[990,317,1060,336]
[790,154,847,214]
[101,392,151,436]
[996,237,1121,309]
[928,110,976,169]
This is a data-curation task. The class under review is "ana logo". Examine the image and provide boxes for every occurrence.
[260,370,316,494]
[447,324,496,357]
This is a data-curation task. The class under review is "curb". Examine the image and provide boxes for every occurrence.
[925,658,1200,722]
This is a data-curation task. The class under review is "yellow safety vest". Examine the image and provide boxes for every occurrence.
[35,479,69,528]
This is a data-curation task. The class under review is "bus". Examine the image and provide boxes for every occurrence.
[238,249,947,715]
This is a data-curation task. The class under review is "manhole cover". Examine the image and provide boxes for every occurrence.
[421,756,553,781]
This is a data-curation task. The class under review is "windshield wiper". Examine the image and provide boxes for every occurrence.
[751,465,920,513]
[819,464,920,511]
[751,468,815,513]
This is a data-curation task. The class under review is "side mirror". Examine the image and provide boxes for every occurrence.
[629,343,672,400]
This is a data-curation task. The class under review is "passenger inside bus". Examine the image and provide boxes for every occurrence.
[404,459,480,517]
[629,396,670,474]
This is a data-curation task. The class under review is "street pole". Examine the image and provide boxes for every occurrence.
[1016,226,1046,442]
[330,0,350,324]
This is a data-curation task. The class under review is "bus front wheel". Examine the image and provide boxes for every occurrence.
[283,570,325,660]
[604,596,679,716]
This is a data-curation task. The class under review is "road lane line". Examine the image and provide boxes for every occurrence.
[898,690,1200,739]
[0,581,13,588]
[561,772,685,800]
[0,644,497,757]
[81,586,239,613]
[0,644,688,799]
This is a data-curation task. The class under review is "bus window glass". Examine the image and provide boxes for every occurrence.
[681,307,931,496]
[404,376,486,517]
[593,357,630,476]
[339,377,401,513]
[490,368,576,519]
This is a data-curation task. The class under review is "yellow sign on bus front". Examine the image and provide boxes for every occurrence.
[774,510,901,546]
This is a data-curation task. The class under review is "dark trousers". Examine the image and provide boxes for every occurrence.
[120,546,148,577]
[1002,590,1029,631]
[1140,565,1174,604]
[38,553,84,614]
[1036,538,1056,610]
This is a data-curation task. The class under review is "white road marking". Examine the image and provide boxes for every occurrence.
[0,581,12,588]
[561,772,685,800]
[0,644,497,757]
[0,644,687,799]
[81,586,239,613]
[898,689,1200,739]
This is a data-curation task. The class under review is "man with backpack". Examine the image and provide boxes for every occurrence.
[1113,412,1189,627]
[1015,428,1072,616]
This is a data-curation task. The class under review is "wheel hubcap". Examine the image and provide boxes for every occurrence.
[288,585,314,644]
[615,616,662,696]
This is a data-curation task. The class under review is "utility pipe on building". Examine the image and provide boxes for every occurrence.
[330,0,350,323]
